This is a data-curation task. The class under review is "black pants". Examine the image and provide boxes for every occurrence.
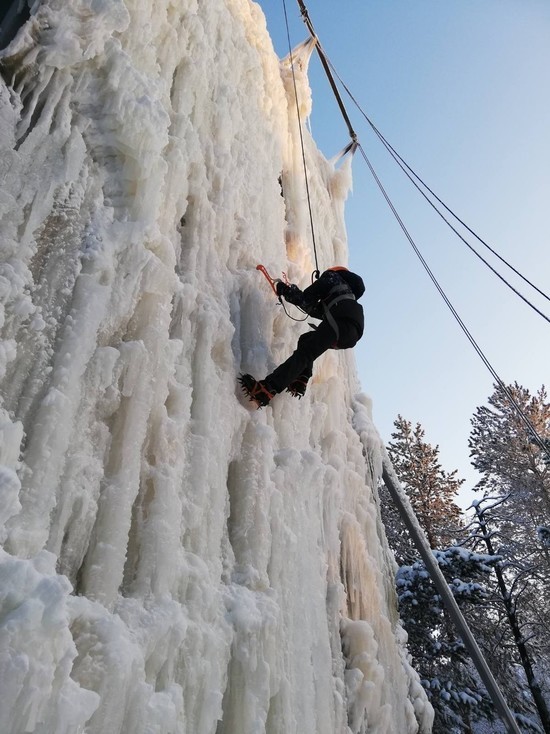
[266,319,360,393]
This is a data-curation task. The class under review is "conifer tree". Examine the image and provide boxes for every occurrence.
[383,417,497,732]
[396,546,499,733]
[465,497,550,732]
[469,381,550,519]
[468,382,550,732]
[387,415,464,550]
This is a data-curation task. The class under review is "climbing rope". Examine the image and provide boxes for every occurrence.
[319,51,550,322]
[357,141,550,465]
[282,0,320,277]
[289,0,550,459]
[292,3,550,323]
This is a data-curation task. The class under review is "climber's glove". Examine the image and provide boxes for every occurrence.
[276,281,301,302]
[275,281,289,297]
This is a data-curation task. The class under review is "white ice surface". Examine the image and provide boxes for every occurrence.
[0,1,432,732]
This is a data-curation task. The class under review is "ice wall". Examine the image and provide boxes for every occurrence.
[0,1,432,732]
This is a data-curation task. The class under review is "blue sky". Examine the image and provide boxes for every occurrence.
[258,0,550,507]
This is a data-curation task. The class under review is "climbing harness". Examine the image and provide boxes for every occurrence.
[321,281,356,341]
[256,263,359,345]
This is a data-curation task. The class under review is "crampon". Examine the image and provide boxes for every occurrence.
[286,376,309,399]
[238,373,275,408]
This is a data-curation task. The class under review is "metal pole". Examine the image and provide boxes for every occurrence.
[382,454,521,734]
[296,0,357,144]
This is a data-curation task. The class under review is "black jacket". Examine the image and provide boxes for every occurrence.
[283,270,365,337]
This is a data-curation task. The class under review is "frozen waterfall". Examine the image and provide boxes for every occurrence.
[0,1,432,732]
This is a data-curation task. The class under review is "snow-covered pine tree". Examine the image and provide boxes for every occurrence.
[469,382,550,732]
[469,382,550,516]
[396,547,499,733]
[387,415,464,551]
[464,497,550,733]
[383,417,500,732]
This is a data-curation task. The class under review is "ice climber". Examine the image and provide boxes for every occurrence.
[239,266,365,407]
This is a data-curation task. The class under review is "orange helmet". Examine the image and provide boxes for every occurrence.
[327,266,349,272]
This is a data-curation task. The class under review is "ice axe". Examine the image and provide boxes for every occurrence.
[256,264,290,297]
